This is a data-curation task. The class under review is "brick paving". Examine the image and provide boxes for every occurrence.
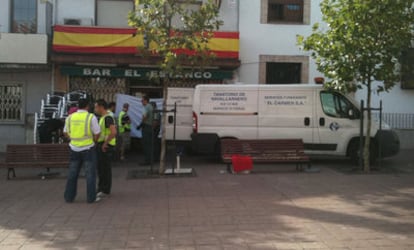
[0,150,413,250]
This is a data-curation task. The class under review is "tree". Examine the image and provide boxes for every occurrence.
[128,0,223,174]
[297,0,414,172]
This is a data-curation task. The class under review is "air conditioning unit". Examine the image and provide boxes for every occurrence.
[63,18,94,26]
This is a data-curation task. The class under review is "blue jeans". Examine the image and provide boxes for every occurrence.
[64,147,97,203]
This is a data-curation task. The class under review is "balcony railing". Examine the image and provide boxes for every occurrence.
[52,25,239,60]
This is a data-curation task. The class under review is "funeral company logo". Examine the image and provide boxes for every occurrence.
[329,122,341,131]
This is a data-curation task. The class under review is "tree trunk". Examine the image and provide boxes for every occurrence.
[363,80,372,173]
[159,2,172,175]
[159,79,169,174]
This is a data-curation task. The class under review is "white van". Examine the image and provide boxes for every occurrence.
[191,84,400,161]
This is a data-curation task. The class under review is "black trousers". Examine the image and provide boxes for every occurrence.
[141,124,153,163]
[97,143,114,194]
[153,126,161,162]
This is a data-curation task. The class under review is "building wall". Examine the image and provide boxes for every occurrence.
[0,0,10,33]
[25,72,52,113]
[97,0,133,27]
[238,0,414,116]
[0,125,25,151]
[0,71,51,151]
[0,0,52,152]
[56,0,95,25]
[55,0,238,30]
[218,0,239,31]
[0,71,51,113]
[238,0,322,85]
[355,83,414,114]
[237,0,414,150]
[37,0,50,34]
[0,33,48,64]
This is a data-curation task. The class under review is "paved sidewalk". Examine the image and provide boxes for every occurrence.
[0,151,413,250]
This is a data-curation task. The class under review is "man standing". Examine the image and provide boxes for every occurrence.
[140,96,154,165]
[64,98,100,203]
[108,102,116,117]
[118,103,131,160]
[95,99,117,198]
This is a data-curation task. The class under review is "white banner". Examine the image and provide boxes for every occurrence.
[115,94,163,138]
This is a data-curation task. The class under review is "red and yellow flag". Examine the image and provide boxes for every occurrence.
[53,25,239,59]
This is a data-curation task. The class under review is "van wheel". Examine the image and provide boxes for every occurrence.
[348,140,378,166]
[185,144,196,156]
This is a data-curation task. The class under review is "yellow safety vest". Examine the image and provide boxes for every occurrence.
[98,113,116,146]
[118,111,131,134]
[66,112,94,148]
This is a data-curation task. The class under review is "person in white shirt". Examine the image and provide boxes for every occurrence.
[63,98,101,203]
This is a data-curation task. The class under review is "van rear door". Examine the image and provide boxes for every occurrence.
[166,88,194,141]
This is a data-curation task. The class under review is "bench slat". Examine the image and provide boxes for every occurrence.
[1,144,71,179]
[220,139,311,170]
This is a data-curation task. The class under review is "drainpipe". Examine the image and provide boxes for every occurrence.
[53,0,57,25]
[52,0,57,93]
[236,0,240,32]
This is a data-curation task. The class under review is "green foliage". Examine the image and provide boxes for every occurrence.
[128,0,223,78]
[128,0,223,174]
[297,0,414,93]
[298,0,414,172]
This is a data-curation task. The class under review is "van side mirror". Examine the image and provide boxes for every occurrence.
[348,109,354,119]
[348,109,359,120]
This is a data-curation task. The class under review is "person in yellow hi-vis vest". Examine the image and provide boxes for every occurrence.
[94,99,117,198]
[63,98,101,203]
[118,103,131,160]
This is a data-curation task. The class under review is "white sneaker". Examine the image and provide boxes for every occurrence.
[94,196,101,203]
[97,192,109,198]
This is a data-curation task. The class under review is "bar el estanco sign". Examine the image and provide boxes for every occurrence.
[61,66,233,80]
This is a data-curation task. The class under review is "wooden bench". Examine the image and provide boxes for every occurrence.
[220,139,311,172]
[0,144,70,180]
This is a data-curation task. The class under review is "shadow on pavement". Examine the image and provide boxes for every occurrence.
[0,149,413,249]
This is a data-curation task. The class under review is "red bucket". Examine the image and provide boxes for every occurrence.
[231,155,253,173]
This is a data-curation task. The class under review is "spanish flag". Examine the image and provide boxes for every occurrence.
[52,25,239,59]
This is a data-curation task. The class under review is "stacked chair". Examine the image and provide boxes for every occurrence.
[34,91,88,144]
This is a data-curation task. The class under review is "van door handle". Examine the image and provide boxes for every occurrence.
[319,117,325,126]
[168,115,174,124]
[304,117,310,126]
